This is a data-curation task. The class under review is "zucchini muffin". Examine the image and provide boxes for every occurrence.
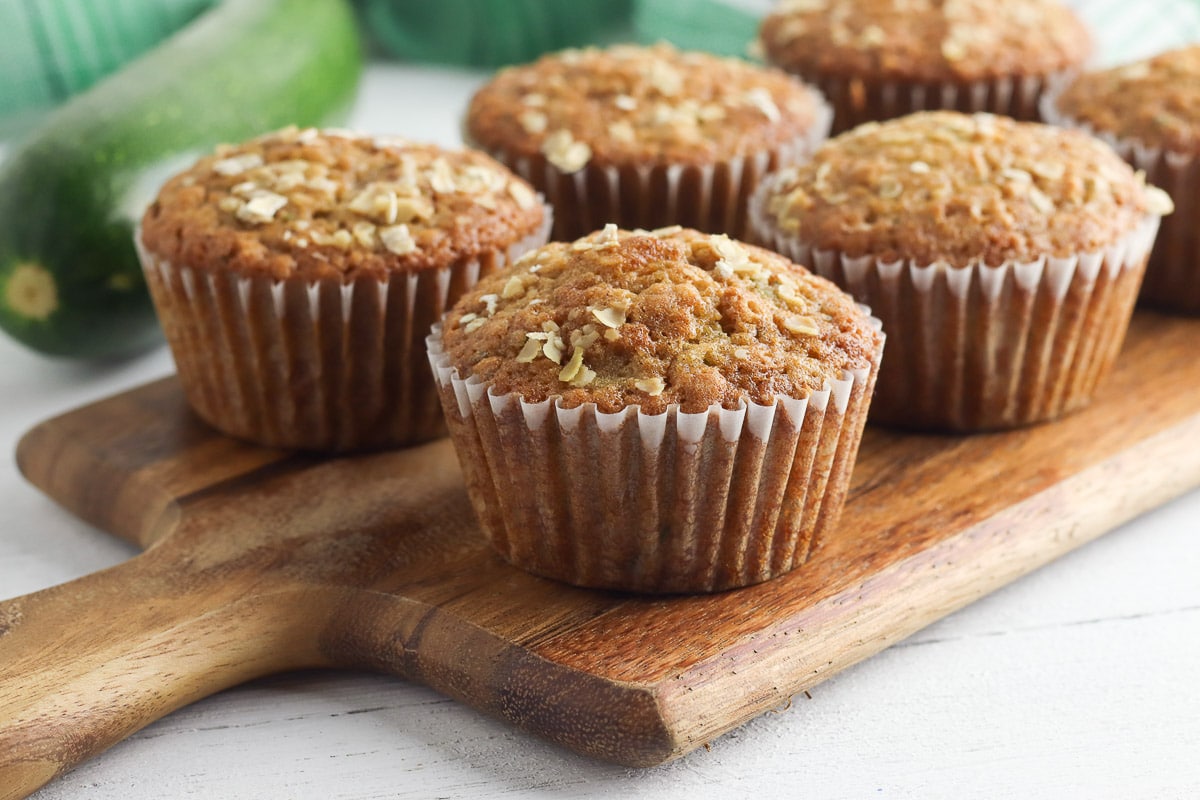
[427,225,883,593]
[1042,45,1200,314]
[138,127,550,451]
[750,111,1172,431]
[758,0,1091,134]
[464,42,831,241]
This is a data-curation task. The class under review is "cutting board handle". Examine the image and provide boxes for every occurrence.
[0,539,321,800]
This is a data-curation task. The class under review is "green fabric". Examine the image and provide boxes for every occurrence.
[633,0,759,57]
[356,0,633,67]
[0,0,212,135]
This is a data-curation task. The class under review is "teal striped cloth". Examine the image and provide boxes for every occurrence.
[356,0,632,68]
[1075,0,1200,63]
[0,0,210,135]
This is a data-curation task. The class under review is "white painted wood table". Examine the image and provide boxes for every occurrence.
[2,63,1198,800]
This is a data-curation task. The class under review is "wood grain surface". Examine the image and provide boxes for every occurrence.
[1,311,1198,800]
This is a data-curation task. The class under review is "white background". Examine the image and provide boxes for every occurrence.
[2,57,1199,800]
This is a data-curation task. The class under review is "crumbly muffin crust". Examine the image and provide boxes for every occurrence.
[465,42,827,171]
[439,226,881,415]
[761,111,1173,267]
[760,0,1090,84]
[1054,45,1200,155]
[140,127,546,281]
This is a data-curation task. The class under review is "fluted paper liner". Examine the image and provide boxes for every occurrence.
[136,213,550,452]
[751,190,1160,431]
[1041,89,1200,314]
[426,321,882,594]
[470,101,831,242]
[779,67,1070,135]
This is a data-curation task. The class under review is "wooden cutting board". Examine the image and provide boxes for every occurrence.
[2,310,1199,800]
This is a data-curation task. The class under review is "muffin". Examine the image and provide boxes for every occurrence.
[750,111,1173,432]
[427,225,884,593]
[1042,45,1200,314]
[464,42,831,241]
[758,0,1092,134]
[138,127,550,451]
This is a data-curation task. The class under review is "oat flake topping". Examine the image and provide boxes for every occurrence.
[763,111,1171,267]
[140,126,546,280]
[466,42,826,168]
[439,226,881,414]
[760,0,1090,84]
[1055,44,1200,155]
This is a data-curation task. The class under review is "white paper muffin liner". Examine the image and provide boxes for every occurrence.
[136,212,551,452]
[750,189,1160,431]
[468,100,832,242]
[777,67,1073,135]
[426,317,883,594]
[1040,89,1200,314]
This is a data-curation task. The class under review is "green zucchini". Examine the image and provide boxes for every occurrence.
[0,0,362,359]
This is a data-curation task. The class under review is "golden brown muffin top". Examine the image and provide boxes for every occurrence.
[759,0,1090,84]
[140,127,547,281]
[437,226,881,414]
[465,43,829,171]
[760,111,1174,267]
[1054,45,1200,155]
